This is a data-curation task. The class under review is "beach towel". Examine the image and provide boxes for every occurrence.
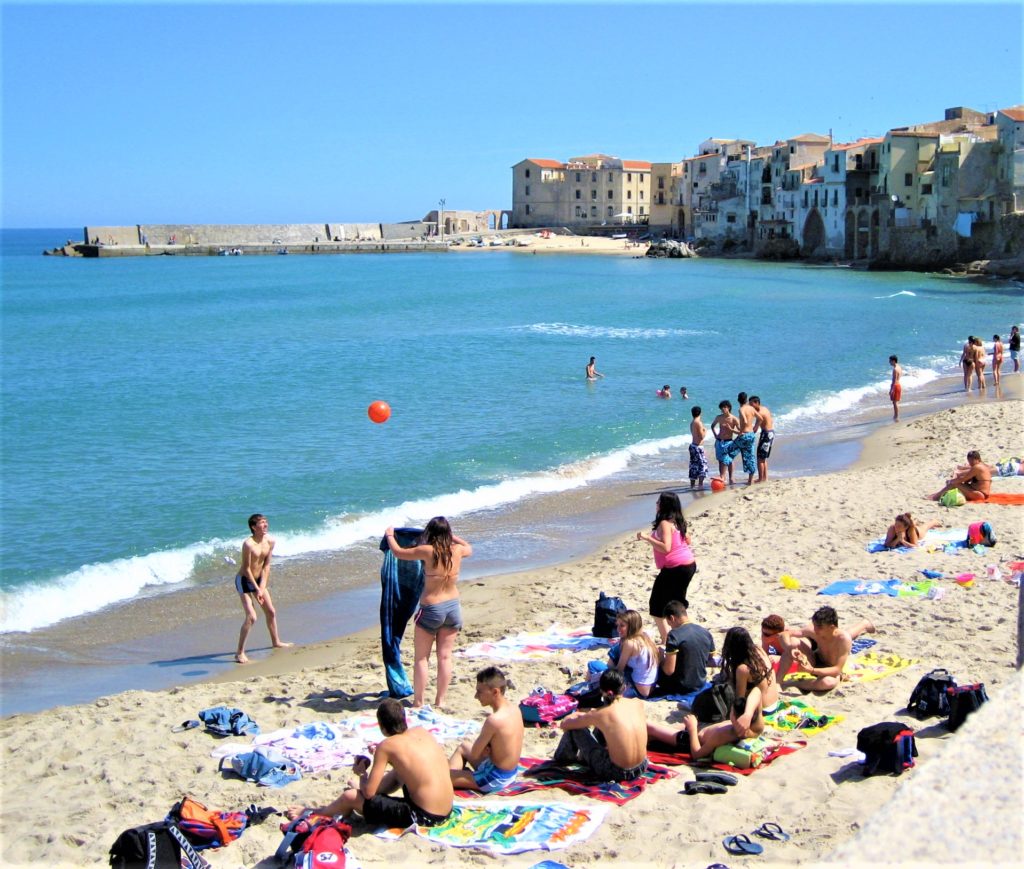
[647,737,805,775]
[851,637,877,654]
[457,756,676,805]
[985,493,1024,505]
[457,624,612,662]
[764,698,843,735]
[785,650,919,685]
[379,528,425,698]
[374,799,610,856]
[818,578,935,597]
[865,527,967,553]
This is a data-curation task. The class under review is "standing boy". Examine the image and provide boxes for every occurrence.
[688,406,709,489]
[711,400,739,485]
[749,396,774,483]
[889,355,902,421]
[725,392,759,485]
[235,513,291,664]
[449,667,524,793]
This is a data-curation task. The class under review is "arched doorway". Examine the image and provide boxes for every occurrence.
[802,209,825,256]
[844,211,856,259]
[856,210,869,259]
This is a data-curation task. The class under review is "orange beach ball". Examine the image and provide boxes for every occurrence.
[368,401,391,424]
[710,478,726,493]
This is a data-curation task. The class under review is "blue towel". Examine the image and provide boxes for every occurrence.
[379,528,425,698]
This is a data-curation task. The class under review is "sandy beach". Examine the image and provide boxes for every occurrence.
[2,391,1022,868]
[449,232,649,256]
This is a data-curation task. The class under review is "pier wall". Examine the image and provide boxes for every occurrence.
[82,222,442,248]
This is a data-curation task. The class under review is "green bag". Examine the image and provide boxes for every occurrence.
[939,490,966,508]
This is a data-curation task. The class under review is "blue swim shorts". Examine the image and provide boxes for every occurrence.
[729,432,757,475]
[415,598,464,634]
[472,758,518,794]
[714,439,734,465]
[235,574,258,595]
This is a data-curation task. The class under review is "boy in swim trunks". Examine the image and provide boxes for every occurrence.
[711,400,739,484]
[449,667,524,793]
[234,513,292,664]
[889,355,902,421]
[688,405,709,489]
[749,396,774,483]
[770,607,875,694]
[286,698,453,829]
[724,392,759,485]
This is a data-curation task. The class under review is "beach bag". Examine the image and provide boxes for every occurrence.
[856,722,918,776]
[109,821,211,869]
[167,796,270,850]
[966,521,996,547]
[907,669,956,719]
[275,812,352,868]
[690,677,735,724]
[939,490,966,508]
[945,683,989,732]
[198,705,260,737]
[712,743,763,770]
[593,592,627,638]
[519,690,578,726]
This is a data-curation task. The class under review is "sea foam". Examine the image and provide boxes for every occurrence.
[519,322,715,340]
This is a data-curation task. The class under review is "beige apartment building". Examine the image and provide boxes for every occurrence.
[511,155,652,228]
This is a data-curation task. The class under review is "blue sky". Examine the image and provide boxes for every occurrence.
[2,0,1021,227]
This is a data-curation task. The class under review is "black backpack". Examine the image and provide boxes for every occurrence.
[109,822,211,869]
[856,721,918,776]
[592,592,626,638]
[907,668,956,719]
[691,677,736,724]
[946,683,989,732]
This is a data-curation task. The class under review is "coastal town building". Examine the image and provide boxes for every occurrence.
[511,155,652,228]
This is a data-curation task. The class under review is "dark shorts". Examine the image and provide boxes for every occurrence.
[757,430,775,460]
[235,574,258,595]
[362,788,451,829]
[415,598,463,634]
[649,562,697,616]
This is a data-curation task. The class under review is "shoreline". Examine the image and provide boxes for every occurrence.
[1,369,1017,715]
[1,392,1021,866]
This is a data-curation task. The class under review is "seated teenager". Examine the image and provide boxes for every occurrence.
[779,606,874,693]
[552,669,649,782]
[449,666,524,794]
[650,600,715,696]
[611,610,660,698]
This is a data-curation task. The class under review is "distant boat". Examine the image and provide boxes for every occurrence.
[276,248,288,255]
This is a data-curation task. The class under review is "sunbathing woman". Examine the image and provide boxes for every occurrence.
[611,610,660,698]
[385,517,472,708]
[883,513,941,549]
[647,626,773,755]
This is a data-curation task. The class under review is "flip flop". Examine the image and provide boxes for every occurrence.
[696,771,739,787]
[171,720,200,733]
[683,780,728,795]
[723,834,763,856]
[753,822,790,842]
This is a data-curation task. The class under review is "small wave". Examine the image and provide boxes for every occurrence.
[777,366,940,425]
[0,542,223,634]
[872,290,917,299]
[518,322,715,340]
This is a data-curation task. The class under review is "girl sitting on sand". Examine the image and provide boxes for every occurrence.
[883,513,940,549]
[647,626,772,756]
[636,492,697,644]
[385,517,472,708]
[611,610,660,698]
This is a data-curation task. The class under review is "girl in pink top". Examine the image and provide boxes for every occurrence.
[636,492,697,643]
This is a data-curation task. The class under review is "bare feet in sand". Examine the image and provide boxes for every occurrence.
[235,653,249,664]
[273,641,295,649]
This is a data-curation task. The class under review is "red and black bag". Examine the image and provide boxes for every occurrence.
[856,721,918,776]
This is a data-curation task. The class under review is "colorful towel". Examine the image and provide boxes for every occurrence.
[818,578,935,597]
[764,698,843,735]
[647,737,806,775]
[457,756,676,805]
[457,624,612,661]
[986,493,1024,505]
[851,637,877,654]
[375,799,610,855]
[249,709,480,775]
[865,527,967,553]
[786,650,919,685]
[379,527,424,698]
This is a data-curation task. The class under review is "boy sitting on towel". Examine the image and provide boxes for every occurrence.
[551,669,649,782]
[763,608,875,694]
[449,666,524,793]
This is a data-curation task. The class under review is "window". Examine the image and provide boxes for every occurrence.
[525,185,530,196]
[657,192,665,205]
[627,206,633,214]
[575,189,581,199]
[591,189,597,200]
[693,182,698,189]
[942,165,951,186]
[640,190,644,200]
[608,190,613,199]
[832,155,839,172]
[832,190,838,206]
[658,176,665,190]
[802,192,808,207]
[640,206,645,215]
[726,213,736,223]
[813,190,818,207]
[525,204,531,215]
[575,205,583,218]
[591,172,597,182]
[790,146,795,154]
[607,205,613,217]
[627,190,632,200]
[627,173,632,182]
[608,173,613,182]
[525,168,531,178]
[904,173,913,187]
[699,163,707,174]
[575,172,581,182]
[921,183,933,195]
[591,205,597,217]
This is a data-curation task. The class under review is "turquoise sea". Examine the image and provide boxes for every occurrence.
[2,228,1021,713]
